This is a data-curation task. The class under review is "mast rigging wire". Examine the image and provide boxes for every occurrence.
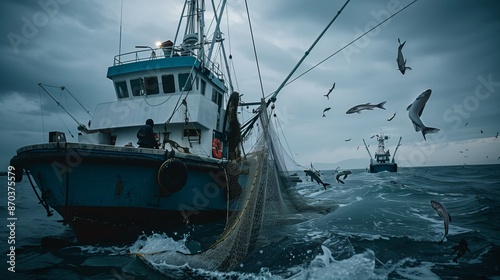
[242,0,352,139]
[39,87,46,142]
[267,0,418,95]
[244,0,265,99]
[268,0,351,104]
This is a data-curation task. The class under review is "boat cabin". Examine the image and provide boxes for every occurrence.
[77,39,229,159]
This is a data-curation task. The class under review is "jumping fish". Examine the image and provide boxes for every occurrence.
[346,101,386,114]
[304,169,331,190]
[397,38,412,74]
[430,200,452,244]
[387,111,397,121]
[407,89,440,140]
[451,239,470,263]
[336,170,352,184]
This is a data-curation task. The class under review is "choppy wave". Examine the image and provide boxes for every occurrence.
[6,164,500,279]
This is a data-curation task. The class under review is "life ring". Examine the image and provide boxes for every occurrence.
[157,159,188,194]
[212,139,223,159]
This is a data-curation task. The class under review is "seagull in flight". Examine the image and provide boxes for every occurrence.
[322,107,331,117]
[324,82,335,100]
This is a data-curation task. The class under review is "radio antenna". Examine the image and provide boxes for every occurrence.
[118,0,124,57]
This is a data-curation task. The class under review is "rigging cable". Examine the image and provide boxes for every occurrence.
[63,87,93,118]
[244,0,265,99]
[39,86,46,142]
[273,113,299,168]
[38,83,93,123]
[225,4,240,93]
[46,94,74,138]
[266,0,418,95]
[241,0,352,140]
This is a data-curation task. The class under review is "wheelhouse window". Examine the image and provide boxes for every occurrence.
[144,76,159,95]
[178,73,193,92]
[130,78,143,96]
[115,81,129,98]
[200,79,206,96]
[161,74,175,93]
[211,89,218,103]
[212,89,222,107]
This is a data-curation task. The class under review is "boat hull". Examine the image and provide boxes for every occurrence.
[60,206,226,244]
[12,142,242,244]
[369,163,397,173]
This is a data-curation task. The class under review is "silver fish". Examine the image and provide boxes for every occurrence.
[346,101,386,114]
[387,111,397,121]
[336,170,352,184]
[406,89,440,140]
[397,38,412,74]
[304,169,330,190]
[430,200,452,244]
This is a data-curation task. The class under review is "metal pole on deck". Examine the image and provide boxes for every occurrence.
[392,137,402,163]
[363,139,373,161]
[268,0,351,104]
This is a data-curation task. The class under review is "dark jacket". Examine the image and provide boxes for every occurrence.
[137,124,158,148]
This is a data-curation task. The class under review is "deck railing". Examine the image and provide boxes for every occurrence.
[112,47,224,80]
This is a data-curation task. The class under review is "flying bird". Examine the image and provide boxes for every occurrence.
[324,82,335,100]
[397,38,412,74]
[406,89,440,140]
[387,111,397,121]
[465,122,468,126]
[346,101,386,114]
[481,130,483,134]
[345,138,351,142]
[322,107,331,117]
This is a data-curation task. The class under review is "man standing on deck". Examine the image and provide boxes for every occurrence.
[137,119,159,148]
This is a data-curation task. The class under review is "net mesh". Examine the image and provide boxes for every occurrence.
[133,103,329,271]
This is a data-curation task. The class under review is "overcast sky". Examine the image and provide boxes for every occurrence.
[1,0,499,170]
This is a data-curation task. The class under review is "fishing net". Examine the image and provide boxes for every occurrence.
[132,103,329,271]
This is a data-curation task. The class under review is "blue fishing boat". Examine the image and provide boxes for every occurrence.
[363,134,401,173]
[10,0,248,244]
[9,4,349,270]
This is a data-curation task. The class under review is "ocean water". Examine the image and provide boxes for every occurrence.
[2,164,500,279]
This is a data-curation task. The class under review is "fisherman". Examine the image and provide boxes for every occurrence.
[137,119,159,148]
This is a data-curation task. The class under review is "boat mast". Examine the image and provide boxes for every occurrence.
[38,83,89,133]
[362,139,373,162]
[268,0,351,105]
[391,136,402,163]
[208,0,233,93]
